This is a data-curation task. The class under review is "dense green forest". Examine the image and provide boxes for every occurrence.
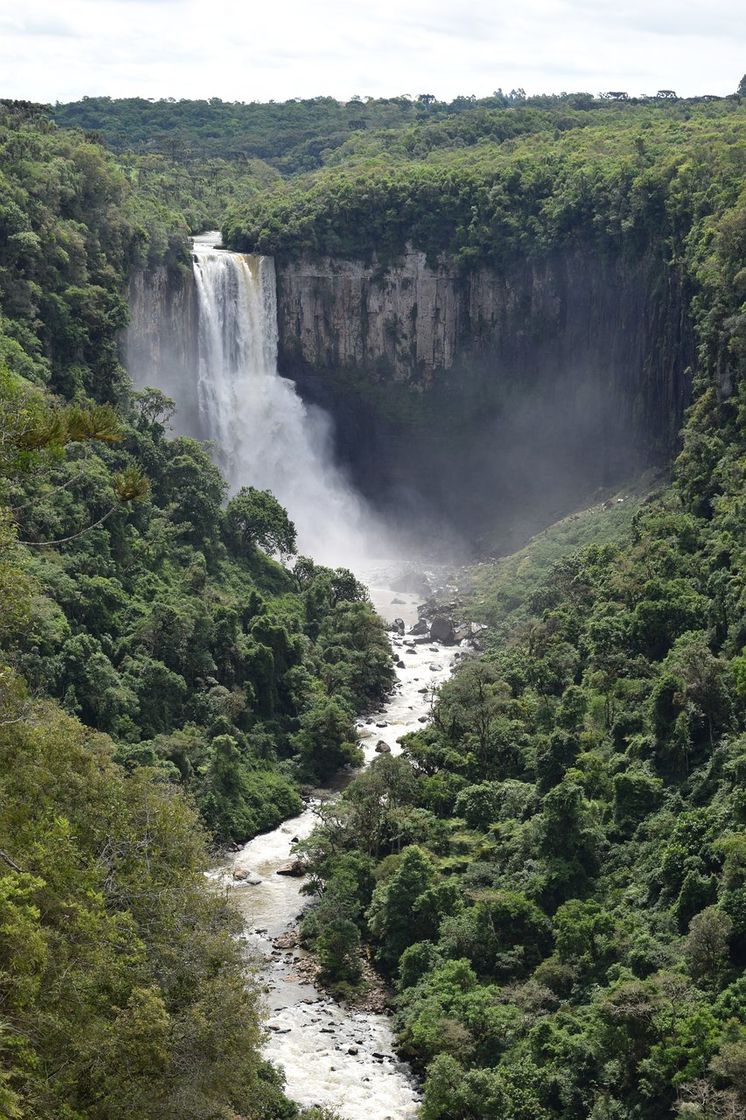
[2,86,746,1120]
[293,115,746,1118]
[52,92,607,172]
[0,100,392,1116]
[222,100,746,267]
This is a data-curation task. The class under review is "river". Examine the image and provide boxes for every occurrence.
[213,581,457,1118]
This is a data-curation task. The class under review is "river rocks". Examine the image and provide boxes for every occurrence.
[396,659,406,669]
[235,580,456,1117]
[429,616,455,643]
[405,648,417,655]
[232,867,262,885]
[276,859,306,877]
[390,618,405,635]
[409,618,429,635]
[418,715,428,723]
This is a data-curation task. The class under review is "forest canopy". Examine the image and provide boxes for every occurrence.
[1,86,746,1120]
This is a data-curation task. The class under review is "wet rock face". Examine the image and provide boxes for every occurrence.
[429,616,456,644]
[275,245,694,545]
[276,247,691,421]
[126,266,202,437]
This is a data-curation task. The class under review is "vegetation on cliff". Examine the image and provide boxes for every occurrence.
[51,91,609,172]
[223,101,746,268]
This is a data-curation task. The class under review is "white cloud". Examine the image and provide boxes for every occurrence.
[0,0,743,103]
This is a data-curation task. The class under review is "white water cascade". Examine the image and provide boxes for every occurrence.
[190,233,385,565]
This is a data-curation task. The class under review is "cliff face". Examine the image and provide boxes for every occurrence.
[124,246,694,552]
[125,265,202,437]
[276,246,694,545]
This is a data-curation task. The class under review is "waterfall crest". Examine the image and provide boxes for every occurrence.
[129,233,385,566]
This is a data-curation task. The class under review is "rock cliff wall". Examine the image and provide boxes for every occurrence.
[125,265,202,437]
[275,246,694,546]
[124,246,694,552]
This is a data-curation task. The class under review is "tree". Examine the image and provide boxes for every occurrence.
[291,697,362,780]
[224,486,296,558]
[367,845,438,970]
[684,907,733,983]
[454,781,502,829]
[159,438,225,546]
[737,74,746,97]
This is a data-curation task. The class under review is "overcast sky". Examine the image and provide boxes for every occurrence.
[1,0,744,104]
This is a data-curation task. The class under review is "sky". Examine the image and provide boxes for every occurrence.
[0,0,744,105]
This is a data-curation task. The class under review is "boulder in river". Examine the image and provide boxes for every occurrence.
[375,740,392,753]
[429,616,456,644]
[233,867,262,885]
[276,859,306,877]
[390,618,405,635]
[409,618,429,635]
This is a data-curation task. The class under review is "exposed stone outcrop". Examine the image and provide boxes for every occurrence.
[125,244,694,551]
[276,247,691,425]
[275,245,694,545]
[126,265,202,436]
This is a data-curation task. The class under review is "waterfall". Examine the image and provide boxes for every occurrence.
[129,233,387,566]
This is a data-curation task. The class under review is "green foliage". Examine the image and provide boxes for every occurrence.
[52,92,624,174]
[223,102,746,270]
[298,144,746,1112]
[0,691,276,1119]
[224,485,297,558]
[291,697,362,780]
